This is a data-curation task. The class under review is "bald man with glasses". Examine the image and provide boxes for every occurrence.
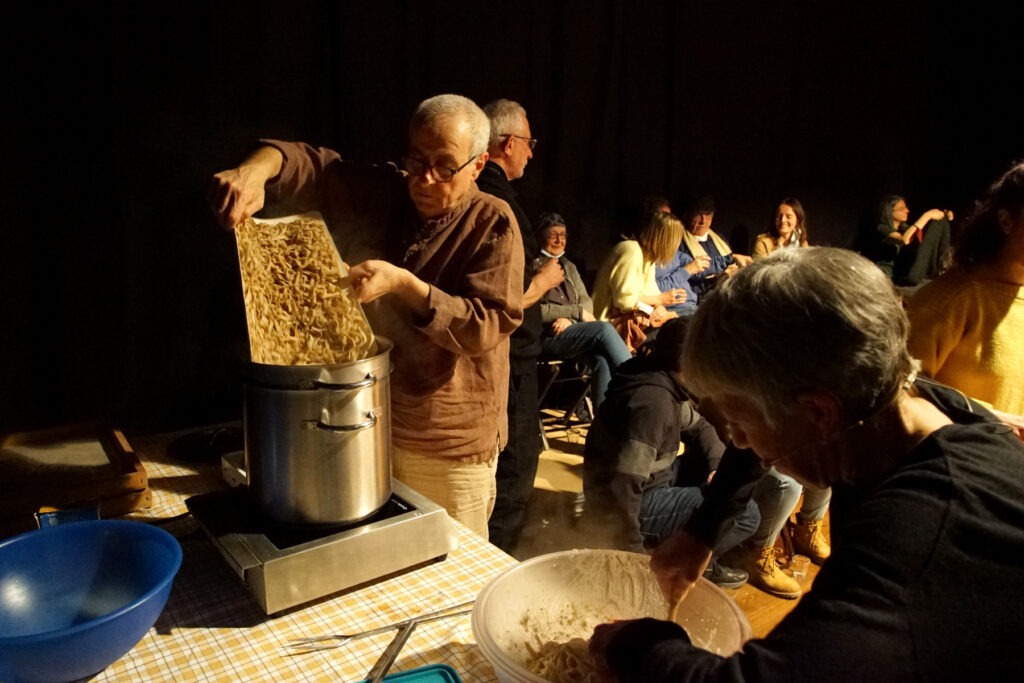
[208,94,524,539]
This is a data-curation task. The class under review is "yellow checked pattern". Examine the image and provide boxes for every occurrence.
[97,428,517,682]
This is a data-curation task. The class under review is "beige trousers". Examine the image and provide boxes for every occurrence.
[391,444,498,540]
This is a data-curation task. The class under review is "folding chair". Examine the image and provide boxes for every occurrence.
[537,358,594,450]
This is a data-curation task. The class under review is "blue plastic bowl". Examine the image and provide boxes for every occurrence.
[0,520,182,683]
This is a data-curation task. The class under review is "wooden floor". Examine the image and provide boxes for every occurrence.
[513,416,823,639]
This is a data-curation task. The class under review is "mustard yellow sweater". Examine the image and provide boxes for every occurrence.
[907,266,1024,414]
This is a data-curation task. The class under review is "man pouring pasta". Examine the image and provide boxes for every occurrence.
[208,94,524,539]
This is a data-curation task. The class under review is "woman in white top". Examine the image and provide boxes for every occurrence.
[592,211,687,352]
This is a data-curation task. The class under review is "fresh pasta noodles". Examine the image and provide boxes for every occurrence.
[235,215,375,365]
[525,637,597,683]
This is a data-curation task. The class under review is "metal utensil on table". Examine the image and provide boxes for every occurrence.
[287,600,474,653]
[365,619,417,683]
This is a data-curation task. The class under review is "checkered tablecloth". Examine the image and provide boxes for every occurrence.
[96,430,518,682]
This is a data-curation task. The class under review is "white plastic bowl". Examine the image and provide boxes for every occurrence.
[472,549,752,683]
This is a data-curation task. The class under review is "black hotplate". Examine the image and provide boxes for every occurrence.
[185,487,415,550]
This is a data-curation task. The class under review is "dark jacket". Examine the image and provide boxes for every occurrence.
[538,255,593,329]
[477,161,542,374]
[583,358,720,551]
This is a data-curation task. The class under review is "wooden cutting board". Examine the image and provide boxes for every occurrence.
[0,423,151,538]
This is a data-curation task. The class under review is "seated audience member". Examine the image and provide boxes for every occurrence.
[654,254,703,318]
[658,196,752,307]
[625,194,701,317]
[535,212,632,408]
[592,211,687,353]
[615,194,673,242]
[907,161,1024,436]
[727,469,832,598]
[590,247,1024,683]
[752,197,811,259]
[866,194,952,286]
[582,317,759,588]
[654,198,705,315]
[643,194,672,216]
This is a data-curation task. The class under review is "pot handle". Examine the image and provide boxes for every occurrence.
[299,374,378,391]
[306,410,378,432]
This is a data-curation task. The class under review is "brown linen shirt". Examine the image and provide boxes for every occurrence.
[260,140,525,460]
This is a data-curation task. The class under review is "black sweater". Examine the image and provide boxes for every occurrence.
[605,380,1024,682]
[476,161,541,374]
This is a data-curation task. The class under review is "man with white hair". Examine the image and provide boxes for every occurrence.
[477,98,563,552]
[208,94,524,538]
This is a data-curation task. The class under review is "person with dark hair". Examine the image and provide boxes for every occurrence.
[727,199,830,599]
[640,194,672,220]
[207,94,523,539]
[907,160,1024,435]
[752,197,811,259]
[589,247,1024,682]
[476,98,563,552]
[656,196,751,308]
[582,316,758,588]
[868,194,953,286]
[615,194,672,242]
[534,212,632,408]
[592,211,687,353]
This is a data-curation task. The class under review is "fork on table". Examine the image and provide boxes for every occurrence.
[286,600,475,654]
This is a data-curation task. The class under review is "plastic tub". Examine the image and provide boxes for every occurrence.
[0,519,182,683]
[472,549,751,682]
[368,664,462,681]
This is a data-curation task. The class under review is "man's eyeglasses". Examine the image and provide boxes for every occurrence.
[401,154,478,183]
[503,134,538,150]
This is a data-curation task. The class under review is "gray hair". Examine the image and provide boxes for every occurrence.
[681,247,917,428]
[482,99,527,148]
[410,94,490,157]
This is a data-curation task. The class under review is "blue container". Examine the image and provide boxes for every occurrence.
[0,520,183,683]
[370,664,462,682]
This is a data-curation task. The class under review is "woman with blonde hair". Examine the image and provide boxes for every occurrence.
[592,211,687,352]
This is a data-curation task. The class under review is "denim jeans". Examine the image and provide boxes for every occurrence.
[750,467,832,548]
[664,300,698,316]
[639,485,760,557]
[540,321,632,407]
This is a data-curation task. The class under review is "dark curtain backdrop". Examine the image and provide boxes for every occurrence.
[2,1,1019,435]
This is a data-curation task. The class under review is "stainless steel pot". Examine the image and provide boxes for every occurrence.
[242,337,393,526]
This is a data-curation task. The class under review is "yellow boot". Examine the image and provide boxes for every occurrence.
[745,545,801,599]
[792,519,831,565]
